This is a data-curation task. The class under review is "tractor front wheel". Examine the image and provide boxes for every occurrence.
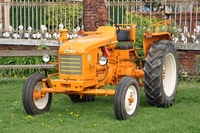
[22,73,52,114]
[144,40,179,107]
[114,76,140,120]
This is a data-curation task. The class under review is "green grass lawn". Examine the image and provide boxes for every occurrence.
[0,78,200,133]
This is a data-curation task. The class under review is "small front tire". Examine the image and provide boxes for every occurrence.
[22,73,52,114]
[114,76,140,120]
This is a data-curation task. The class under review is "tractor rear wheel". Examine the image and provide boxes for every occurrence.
[143,40,178,107]
[68,94,95,102]
[22,73,52,114]
[114,76,140,120]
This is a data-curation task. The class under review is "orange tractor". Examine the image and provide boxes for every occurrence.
[22,19,179,120]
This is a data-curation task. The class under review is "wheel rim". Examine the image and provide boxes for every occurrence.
[125,85,138,115]
[33,82,49,109]
[163,53,177,97]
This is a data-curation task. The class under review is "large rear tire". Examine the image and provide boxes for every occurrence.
[143,40,179,107]
[22,73,52,114]
[114,76,140,120]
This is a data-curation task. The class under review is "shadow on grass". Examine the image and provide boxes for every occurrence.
[50,94,116,119]
[50,90,151,120]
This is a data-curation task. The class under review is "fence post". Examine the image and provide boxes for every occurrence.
[83,0,108,31]
[3,0,10,32]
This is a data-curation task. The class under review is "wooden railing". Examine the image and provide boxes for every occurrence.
[0,50,57,70]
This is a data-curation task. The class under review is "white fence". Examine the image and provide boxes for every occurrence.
[0,0,200,43]
[107,0,200,43]
[0,0,83,39]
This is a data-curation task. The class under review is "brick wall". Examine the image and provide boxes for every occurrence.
[83,0,108,31]
[175,43,200,76]
[178,50,200,76]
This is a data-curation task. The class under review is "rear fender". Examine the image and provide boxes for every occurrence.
[143,20,172,57]
[143,33,171,57]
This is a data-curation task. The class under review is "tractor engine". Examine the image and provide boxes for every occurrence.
[95,45,142,87]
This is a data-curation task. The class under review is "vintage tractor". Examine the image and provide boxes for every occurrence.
[22,19,179,120]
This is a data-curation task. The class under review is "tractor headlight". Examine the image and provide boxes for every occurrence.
[42,54,51,63]
[99,56,108,66]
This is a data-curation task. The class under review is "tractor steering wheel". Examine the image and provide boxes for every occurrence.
[94,20,120,34]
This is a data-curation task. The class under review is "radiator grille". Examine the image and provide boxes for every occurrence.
[60,55,82,75]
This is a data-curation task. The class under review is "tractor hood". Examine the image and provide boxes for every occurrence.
[59,26,117,54]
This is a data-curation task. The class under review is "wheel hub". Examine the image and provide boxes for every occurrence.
[125,86,137,115]
[34,90,41,101]
[128,95,134,105]
[34,82,49,109]
[34,90,46,101]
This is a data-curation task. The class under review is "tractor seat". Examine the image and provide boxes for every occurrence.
[117,30,130,41]
[115,30,133,50]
